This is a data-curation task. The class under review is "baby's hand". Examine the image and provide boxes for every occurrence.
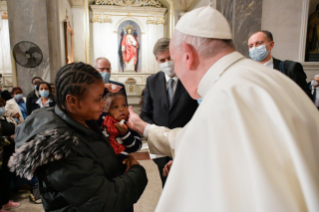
[115,122,128,136]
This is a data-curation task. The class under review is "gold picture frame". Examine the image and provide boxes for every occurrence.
[65,12,73,64]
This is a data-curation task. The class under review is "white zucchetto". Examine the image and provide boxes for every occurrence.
[175,4,232,39]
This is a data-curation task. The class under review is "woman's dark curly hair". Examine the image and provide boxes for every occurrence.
[55,62,102,111]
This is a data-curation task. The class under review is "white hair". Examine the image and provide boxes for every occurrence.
[315,74,319,78]
[94,57,110,68]
[171,30,235,58]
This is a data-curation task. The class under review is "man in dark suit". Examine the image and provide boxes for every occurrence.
[94,57,127,126]
[248,30,312,98]
[0,85,12,101]
[140,38,198,187]
[26,77,43,115]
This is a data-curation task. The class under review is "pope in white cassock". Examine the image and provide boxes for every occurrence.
[127,4,319,212]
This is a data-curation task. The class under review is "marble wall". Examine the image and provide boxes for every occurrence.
[7,0,51,94]
[217,0,262,57]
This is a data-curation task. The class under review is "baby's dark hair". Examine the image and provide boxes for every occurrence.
[55,62,102,111]
[103,91,126,113]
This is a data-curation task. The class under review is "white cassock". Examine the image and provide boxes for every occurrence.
[146,51,319,212]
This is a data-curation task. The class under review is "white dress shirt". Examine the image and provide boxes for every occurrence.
[312,86,319,107]
[164,74,178,94]
[263,57,274,69]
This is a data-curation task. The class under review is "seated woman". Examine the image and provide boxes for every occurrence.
[4,108,21,125]
[31,82,56,113]
[8,62,147,212]
[0,98,20,211]
[5,87,27,123]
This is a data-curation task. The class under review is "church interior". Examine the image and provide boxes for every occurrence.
[0,0,319,211]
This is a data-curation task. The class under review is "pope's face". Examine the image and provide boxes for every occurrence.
[169,41,200,99]
[128,29,132,34]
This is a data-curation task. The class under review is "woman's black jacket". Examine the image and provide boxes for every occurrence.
[8,106,148,212]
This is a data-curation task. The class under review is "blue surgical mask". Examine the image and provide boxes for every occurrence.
[197,98,203,105]
[100,72,111,84]
[34,85,37,90]
[249,43,270,62]
[0,107,5,116]
[14,94,23,100]
[40,90,50,98]
[13,118,19,125]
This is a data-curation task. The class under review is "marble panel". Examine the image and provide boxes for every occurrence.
[7,0,51,94]
[233,0,262,57]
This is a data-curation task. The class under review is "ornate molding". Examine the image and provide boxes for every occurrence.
[156,16,165,25]
[92,14,112,23]
[146,17,155,24]
[103,15,112,23]
[92,13,102,23]
[94,0,162,8]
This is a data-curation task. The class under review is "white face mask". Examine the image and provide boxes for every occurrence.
[160,61,175,77]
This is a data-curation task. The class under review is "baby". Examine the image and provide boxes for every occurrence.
[101,91,142,165]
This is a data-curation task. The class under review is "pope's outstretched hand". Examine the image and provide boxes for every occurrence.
[127,106,147,135]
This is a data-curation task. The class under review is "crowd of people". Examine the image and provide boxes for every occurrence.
[1,4,319,212]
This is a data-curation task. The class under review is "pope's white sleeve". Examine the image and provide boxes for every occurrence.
[147,125,183,158]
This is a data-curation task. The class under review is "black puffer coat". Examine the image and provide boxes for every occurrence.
[8,106,148,212]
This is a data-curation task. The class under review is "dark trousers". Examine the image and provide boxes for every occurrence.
[153,156,172,187]
[0,143,15,206]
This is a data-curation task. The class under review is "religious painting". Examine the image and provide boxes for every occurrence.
[118,20,141,72]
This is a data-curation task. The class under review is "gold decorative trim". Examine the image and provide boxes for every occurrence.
[156,16,164,25]
[146,17,155,24]
[103,15,112,23]
[94,0,162,8]
[92,14,102,22]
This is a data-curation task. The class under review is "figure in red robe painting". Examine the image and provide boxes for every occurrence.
[121,25,138,72]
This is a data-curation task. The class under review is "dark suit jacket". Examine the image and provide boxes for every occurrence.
[26,90,39,115]
[0,90,12,101]
[140,71,198,129]
[273,58,312,98]
[31,97,56,113]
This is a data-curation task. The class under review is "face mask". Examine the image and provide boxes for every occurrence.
[249,43,270,62]
[40,90,50,98]
[0,107,5,116]
[160,61,175,76]
[34,86,37,90]
[14,94,23,100]
[13,118,19,125]
[311,79,319,87]
[100,72,111,84]
[197,98,203,105]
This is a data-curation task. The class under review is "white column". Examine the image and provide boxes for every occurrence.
[72,8,85,62]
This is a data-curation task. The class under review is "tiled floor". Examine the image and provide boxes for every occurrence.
[10,158,162,212]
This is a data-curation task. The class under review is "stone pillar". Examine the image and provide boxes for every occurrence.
[6,0,62,94]
[7,0,51,94]
[216,0,263,57]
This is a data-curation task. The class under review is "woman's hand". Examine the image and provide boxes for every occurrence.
[10,134,15,142]
[163,160,173,177]
[122,155,139,173]
[115,123,128,136]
